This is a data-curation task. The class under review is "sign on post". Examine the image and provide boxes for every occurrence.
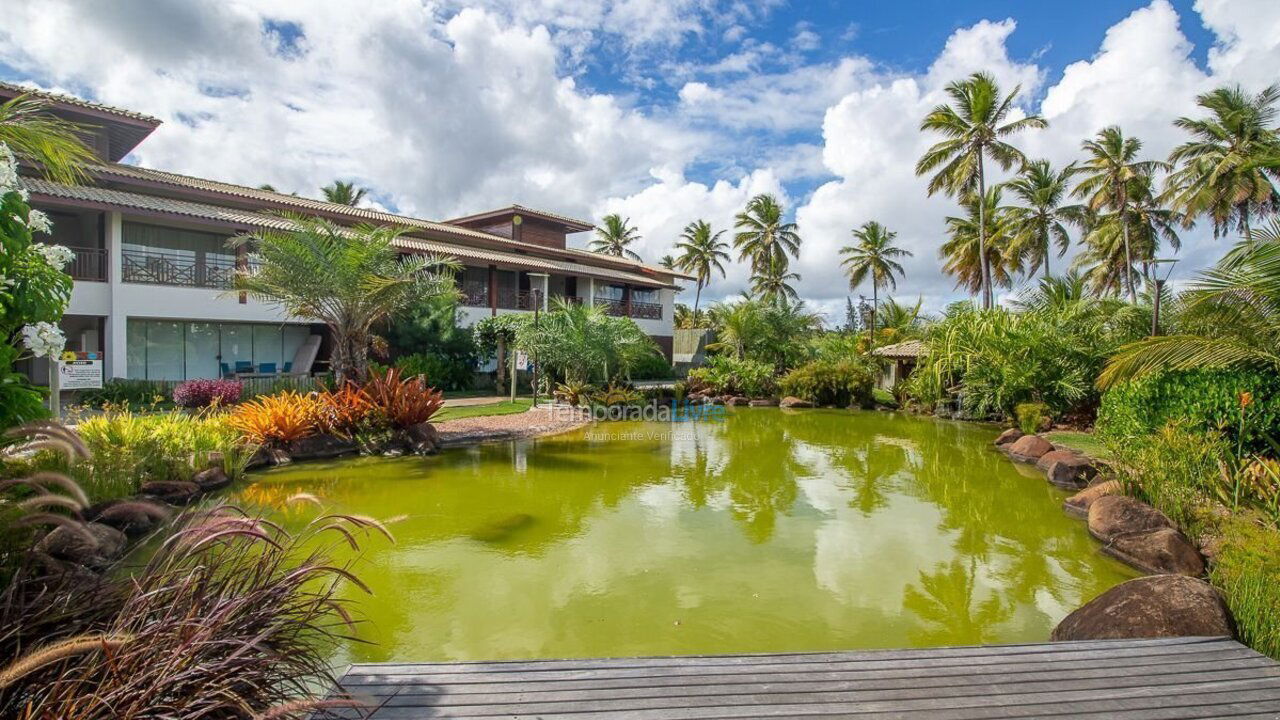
[515,352,530,371]
[58,351,104,390]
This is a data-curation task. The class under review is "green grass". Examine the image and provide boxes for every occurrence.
[1044,430,1112,460]
[441,389,503,400]
[434,398,534,422]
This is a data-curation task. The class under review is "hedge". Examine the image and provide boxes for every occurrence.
[777,359,874,408]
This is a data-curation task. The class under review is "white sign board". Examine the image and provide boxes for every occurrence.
[515,352,530,371]
[59,360,103,390]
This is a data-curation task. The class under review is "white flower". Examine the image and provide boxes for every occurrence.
[27,209,51,234]
[21,321,66,359]
[34,243,73,268]
[0,142,19,197]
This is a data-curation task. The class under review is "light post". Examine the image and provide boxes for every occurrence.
[527,272,549,407]
[1149,258,1178,336]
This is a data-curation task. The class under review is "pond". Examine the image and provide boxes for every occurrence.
[236,408,1135,664]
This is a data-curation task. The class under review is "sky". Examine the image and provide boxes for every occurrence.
[2,0,1279,324]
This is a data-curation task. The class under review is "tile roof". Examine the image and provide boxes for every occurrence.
[872,339,926,359]
[23,177,678,289]
[0,81,161,125]
[446,204,594,230]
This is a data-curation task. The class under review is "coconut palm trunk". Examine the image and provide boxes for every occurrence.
[1117,182,1137,304]
[869,280,878,349]
[694,281,703,313]
[977,157,992,308]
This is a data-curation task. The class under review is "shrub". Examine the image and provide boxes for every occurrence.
[628,351,673,380]
[777,359,874,407]
[75,379,170,410]
[591,383,644,408]
[554,380,594,407]
[1097,368,1280,454]
[1108,422,1229,533]
[171,378,243,408]
[395,352,474,392]
[1014,402,1050,435]
[226,392,321,447]
[687,355,775,397]
[1211,517,1280,660]
[362,367,444,428]
[386,295,480,390]
[315,383,373,438]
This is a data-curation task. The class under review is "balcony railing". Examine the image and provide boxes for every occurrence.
[593,295,661,320]
[496,288,537,311]
[122,248,254,289]
[594,296,626,317]
[460,280,489,308]
[68,247,107,282]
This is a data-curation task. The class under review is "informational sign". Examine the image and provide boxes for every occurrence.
[58,351,103,390]
[515,351,530,371]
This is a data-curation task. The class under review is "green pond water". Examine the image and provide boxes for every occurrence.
[236,408,1135,664]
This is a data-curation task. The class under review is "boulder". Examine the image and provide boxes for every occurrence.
[994,428,1024,446]
[289,434,357,461]
[404,422,439,455]
[749,398,778,407]
[1046,457,1100,489]
[727,396,750,406]
[713,395,731,405]
[87,500,170,537]
[780,396,814,409]
[1036,449,1079,473]
[1051,575,1233,641]
[1088,495,1174,542]
[193,466,232,492]
[36,522,127,568]
[1105,527,1205,576]
[1063,479,1121,518]
[141,480,202,506]
[1005,434,1054,462]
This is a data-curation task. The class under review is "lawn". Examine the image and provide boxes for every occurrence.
[434,397,534,422]
[1044,429,1112,460]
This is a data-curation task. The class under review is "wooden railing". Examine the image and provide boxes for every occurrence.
[496,288,536,310]
[629,300,662,320]
[122,249,257,289]
[594,296,626,317]
[68,247,107,281]
[460,280,489,308]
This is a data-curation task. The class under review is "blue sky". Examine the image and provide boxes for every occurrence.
[1,0,1277,321]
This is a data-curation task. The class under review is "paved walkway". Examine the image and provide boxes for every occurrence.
[435,405,590,447]
[441,395,508,408]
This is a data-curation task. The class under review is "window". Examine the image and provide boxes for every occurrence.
[121,222,237,288]
[126,320,314,380]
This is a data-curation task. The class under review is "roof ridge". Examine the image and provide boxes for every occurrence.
[0,81,161,124]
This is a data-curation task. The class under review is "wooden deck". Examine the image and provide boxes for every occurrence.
[324,636,1280,719]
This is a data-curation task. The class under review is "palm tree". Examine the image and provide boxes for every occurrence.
[1165,84,1280,241]
[658,254,676,270]
[876,296,925,338]
[1073,127,1170,303]
[232,215,459,383]
[733,194,800,272]
[675,219,730,313]
[1075,174,1181,295]
[589,214,643,261]
[321,180,368,206]
[941,187,1021,297]
[916,72,1046,308]
[0,93,97,185]
[1004,160,1083,278]
[840,221,912,347]
[1098,222,1280,387]
[750,255,801,305]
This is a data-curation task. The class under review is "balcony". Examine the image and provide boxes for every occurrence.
[122,248,253,289]
[496,288,537,311]
[460,280,489,308]
[594,295,662,320]
[68,247,108,282]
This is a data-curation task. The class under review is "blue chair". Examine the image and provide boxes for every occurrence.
[282,361,293,373]
[220,362,231,378]
[257,362,277,374]
[234,361,253,374]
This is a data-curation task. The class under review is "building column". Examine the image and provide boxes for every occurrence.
[623,284,632,318]
[540,274,549,311]
[104,211,126,378]
[487,264,497,317]
[587,277,595,307]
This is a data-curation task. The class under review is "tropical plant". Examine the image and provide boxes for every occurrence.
[553,380,594,407]
[706,297,820,370]
[675,219,730,312]
[916,71,1046,308]
[941,187,1021,296]
[777,359,874,407]
[1073,126,1171,303]
[1165,84,1280,241]
[1014,402,1051,434]
[170,378,243,408]
[314,382,373,438]
[876,296,926,338]
[734,193,800,272]
[320,179,368,206]
[361,367,445,428]
[0,93,97,186]
[659,254,676,270]
[840,221,912,347]
[591,382,644,408]
[1075,173,1181,295]
[232,215,458,383]
[673,304,711,329]
[514,297,658,383]
[385,294,480,391]
[1003,159,1083,278]
[589,214,643,260]
[750,255,801,305]
[227,391,321,447]
[1099,228,1280,387]
[686,355,776,397]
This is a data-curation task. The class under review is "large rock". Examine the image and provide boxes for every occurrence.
[1051,575,1233,641]
[1045,457,1100,489]
[749,398,778,407]
[1088,495,1174,542]
[86,500,170,537]
[289,433,357,461]
[1005,434,1054,462]
[727,396,750,406]
[36,522,127,568]
[193,466,232,492]
[1063,479,1121,519]
[403,422,439,455]
[141,480,201,506]
[1036,449,1079,473]
[779,396,814,409]
[1105,527,1205,576]
[994,428,1024,446]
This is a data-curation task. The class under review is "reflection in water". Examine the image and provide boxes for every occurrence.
[235,409,1135,663]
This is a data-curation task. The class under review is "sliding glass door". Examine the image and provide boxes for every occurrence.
[126,320,314,380]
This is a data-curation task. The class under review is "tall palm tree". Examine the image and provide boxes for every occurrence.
[840,221,912,347]
[231,215,459,383]
[0,93,97,185]
[589,214,643,261]
[733,194,800,272]
[1098,222,1280,387]
[1165,84,1280,241]
[321,180,368,206]
[1004,160,1083,278]
[674,219,730,313]
[916,72,1046,308]
[750,255,800,305]
[1075,174,1181,295]
[941,187,1021,297]
[1073,127,1170,303]
[658,254,676,270]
